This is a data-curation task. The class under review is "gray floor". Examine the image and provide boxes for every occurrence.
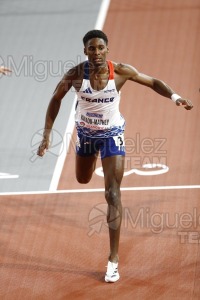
[0,0,102,193]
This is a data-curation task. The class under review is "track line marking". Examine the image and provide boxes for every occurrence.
[49,98,76,191]
[95,0,110,30]
[0,172,19,179]
[0,185,200,196]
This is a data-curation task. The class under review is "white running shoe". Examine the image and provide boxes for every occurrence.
[105,261,120,283]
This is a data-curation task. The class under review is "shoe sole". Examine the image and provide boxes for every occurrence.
[105,274,120,283]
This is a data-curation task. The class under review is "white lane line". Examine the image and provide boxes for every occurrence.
[48,0,111,191]
[0,173,19,179]
[0,185,200,196]
[49,98,76,191]
[95,0,110,30]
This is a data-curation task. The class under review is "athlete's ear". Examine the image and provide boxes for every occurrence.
[84,47,87,55]
[107,47,109,53]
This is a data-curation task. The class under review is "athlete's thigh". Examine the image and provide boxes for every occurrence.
[75,131,100,182]
[101,155,125,189]
[76,154,98,183]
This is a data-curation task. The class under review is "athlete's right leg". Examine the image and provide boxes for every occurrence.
[76,154,98,184]
[75,130,99,184]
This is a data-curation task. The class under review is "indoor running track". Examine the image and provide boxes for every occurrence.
[0,0,200,299]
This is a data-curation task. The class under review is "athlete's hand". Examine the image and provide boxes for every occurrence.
[0,66,12,75]
[37,138,50,157]
[176,98,193,110]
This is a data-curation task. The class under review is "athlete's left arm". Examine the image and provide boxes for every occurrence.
[120,63,193,110]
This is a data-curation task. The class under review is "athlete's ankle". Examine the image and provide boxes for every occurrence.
[108,254,119,263]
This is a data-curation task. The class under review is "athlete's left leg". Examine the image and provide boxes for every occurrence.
[101,155,125,263]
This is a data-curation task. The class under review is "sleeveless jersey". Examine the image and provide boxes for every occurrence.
[75,60,125,138]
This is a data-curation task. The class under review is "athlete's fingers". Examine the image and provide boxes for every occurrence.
[176,99,193,110]
[0,66,12,75]
[3,67,12,72]
[37,140,49,156]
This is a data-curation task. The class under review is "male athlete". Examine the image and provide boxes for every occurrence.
[37,30,193,283]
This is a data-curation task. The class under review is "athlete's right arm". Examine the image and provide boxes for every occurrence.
[37,69,76,157]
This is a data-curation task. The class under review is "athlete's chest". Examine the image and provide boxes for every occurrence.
[89,73,126,92]
[89,73,109,91]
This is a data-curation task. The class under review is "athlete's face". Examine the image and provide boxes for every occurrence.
[84,38,109,66]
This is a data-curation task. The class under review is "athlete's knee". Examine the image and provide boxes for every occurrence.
[76,175,91,184]
[105,186,121,206]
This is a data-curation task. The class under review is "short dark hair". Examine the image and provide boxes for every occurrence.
[83,30,108,45]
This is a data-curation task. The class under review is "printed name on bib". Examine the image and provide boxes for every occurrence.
[81,114,109,126]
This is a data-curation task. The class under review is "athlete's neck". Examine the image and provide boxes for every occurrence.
[89,62,108,76]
